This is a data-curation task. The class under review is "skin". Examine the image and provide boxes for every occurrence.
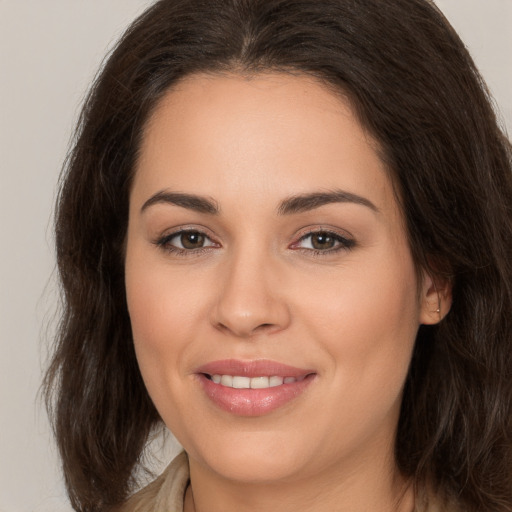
[125,73,448,512]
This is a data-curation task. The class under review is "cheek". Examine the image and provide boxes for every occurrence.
[126,245,207,347]
[298,247,420,405]
[126,270,176,359]
[124,245,206,403]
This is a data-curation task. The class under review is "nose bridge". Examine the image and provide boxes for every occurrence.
[211,241,290,337]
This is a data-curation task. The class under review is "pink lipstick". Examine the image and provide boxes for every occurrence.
[195,359,316,416]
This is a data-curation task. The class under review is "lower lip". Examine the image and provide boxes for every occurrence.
[197,374,315,416]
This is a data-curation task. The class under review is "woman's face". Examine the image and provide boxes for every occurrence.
[125,73,436,484]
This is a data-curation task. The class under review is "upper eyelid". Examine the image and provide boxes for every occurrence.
[166,230,215,242]
[158,225,217,240]
[154,226,354,248]
[290,228,356,251]
[293,226,354,241]
[153,227,219,252]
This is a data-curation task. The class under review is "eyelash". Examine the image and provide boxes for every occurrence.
[154,229,219,256]
[292,229,356,255]
[154,228,355,257]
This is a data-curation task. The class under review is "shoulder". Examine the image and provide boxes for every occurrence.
[117,451,190,512]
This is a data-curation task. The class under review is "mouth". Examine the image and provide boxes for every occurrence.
[195,359,316,416]
[203,374,307,388]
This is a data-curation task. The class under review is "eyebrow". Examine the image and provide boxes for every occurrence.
[140,188,378,216]
[141,191,219,214]
[277,190,379,215]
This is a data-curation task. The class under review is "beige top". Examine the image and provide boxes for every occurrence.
[121,452,190,512]
[121,452,455,512]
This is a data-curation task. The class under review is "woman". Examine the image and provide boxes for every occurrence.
[44,0,512,511]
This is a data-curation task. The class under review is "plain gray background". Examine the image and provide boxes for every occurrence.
[0,1,510,511]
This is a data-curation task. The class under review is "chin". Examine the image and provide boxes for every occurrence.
[187,429,316,483]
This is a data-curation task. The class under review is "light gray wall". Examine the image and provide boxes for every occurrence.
[0,2,510,511]
[436,0,512,133]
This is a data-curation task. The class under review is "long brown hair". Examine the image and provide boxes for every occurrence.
[44,0,512,510]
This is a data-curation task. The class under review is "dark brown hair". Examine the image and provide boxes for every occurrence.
[44,0,512,510]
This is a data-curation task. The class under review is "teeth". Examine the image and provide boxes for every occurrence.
[251,376,270,389]
[269,376,284,387]
[210,374,298,389]
[232,376,251,389]
[220,375,233,387]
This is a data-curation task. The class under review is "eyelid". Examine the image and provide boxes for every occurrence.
[152,225,354,256]
[153,226,220,254]
[290,227,356,253]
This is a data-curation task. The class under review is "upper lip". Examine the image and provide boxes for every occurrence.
[196,359,315,378]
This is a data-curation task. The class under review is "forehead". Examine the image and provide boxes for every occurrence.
[132,72,394,216]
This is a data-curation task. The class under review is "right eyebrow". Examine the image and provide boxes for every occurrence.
[140,191,219,215]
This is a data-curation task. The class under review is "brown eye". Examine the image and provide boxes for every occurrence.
[310,232,336,250]
[156,229,217,252]
[294,230,355,253]
[180,231,205,249]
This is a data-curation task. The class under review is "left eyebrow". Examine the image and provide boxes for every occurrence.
[277,190,379,215]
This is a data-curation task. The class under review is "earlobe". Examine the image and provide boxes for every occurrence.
[419,272,453,325]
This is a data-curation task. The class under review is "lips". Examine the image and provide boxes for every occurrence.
[195,359,316,416]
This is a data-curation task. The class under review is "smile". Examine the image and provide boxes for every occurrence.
[196,360,316,416]
[206,374,305,389]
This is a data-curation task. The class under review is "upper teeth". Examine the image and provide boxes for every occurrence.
[211,375,299,389]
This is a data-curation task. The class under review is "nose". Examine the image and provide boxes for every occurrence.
[210,249,291,338]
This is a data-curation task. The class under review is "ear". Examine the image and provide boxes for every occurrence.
[419,271,452,325]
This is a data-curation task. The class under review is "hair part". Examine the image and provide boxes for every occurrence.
[44,0,512,510]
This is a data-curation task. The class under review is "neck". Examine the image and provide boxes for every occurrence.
[184,449,414,512]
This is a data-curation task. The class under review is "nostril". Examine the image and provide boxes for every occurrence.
[213,319,279,337]
[210,294,291,338]
[251,323,280,335]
